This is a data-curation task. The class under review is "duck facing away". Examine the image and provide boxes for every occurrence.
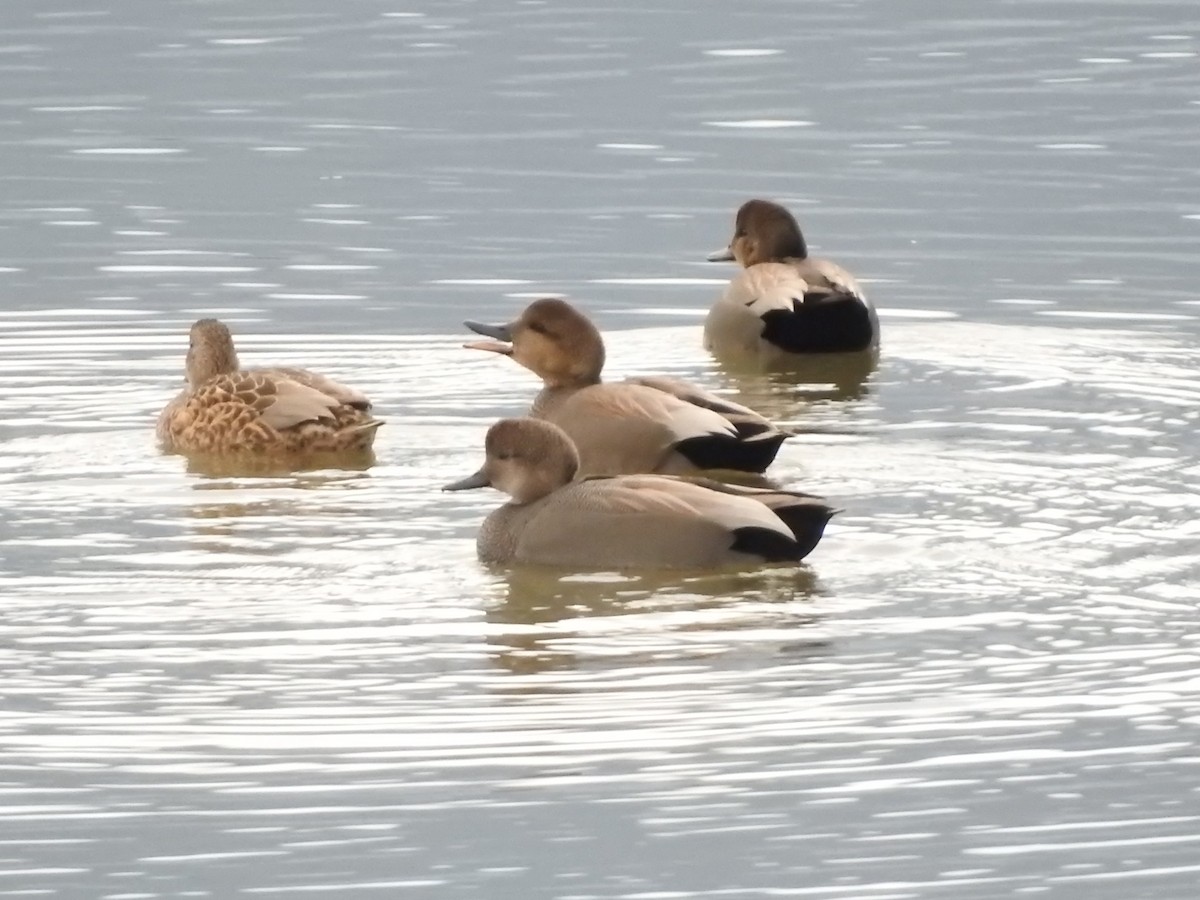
[464,297,789,477]
[445,418,837,568]
[706,199,879,359]
[157,318,382,457]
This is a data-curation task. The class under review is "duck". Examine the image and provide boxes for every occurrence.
[463,297,789,476]
[444,417,837,568]
[156,318,382,457]
[705,198,879,359]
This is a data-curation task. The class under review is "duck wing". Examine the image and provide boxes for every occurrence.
[680,476,839,561]
[548,383,738,475]
[515,475,801,568]
[759,294,875,354]
[267,366,373,410]
[711,261,874,355]
[625,374,781,437]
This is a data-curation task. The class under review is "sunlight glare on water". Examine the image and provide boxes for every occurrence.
[2,311,1198,897]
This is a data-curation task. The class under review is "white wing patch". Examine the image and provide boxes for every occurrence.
[728,263,809,315]
[807,258,865,300]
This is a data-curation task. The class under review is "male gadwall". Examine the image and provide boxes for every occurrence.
[445,418,836,568]
[156,318,381,456]
[464,298,788,476]
[706,199,879,359]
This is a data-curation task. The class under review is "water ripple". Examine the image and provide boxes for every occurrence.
[1,0,1198,896]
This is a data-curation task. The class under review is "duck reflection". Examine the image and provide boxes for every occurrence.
[483,564,825,677]
[712,347,879,408]
[183,468,375,555]
[183,447,376,478]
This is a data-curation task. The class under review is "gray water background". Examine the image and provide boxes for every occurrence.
[1,1,1198,898]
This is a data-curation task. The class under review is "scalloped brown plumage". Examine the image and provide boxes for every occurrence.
[156,319,382,458]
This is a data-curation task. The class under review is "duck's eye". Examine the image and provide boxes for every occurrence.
[494,451,513,461]
[526,321,550,336]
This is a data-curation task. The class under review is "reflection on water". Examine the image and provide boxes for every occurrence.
[484,566,823,677]
[492,566,820,625]
[712,346,881,409]
[1,0,1199,897]
[2,311,1196,897]
[181,447,379,478]
[184,470,379,556]
[187,469,377,497]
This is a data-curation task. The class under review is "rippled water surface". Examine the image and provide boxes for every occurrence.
[1,1,1198,898]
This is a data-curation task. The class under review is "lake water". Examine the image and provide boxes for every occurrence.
[1,1,1198,897]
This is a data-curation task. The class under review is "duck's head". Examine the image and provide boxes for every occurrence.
[463,297,606,387]
[444,417,580,504]
[185,318,240,386]
[707,199,808,267]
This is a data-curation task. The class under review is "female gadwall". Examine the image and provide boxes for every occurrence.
[156,318,381,456]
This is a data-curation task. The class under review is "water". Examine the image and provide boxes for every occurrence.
[1,0,1198,897]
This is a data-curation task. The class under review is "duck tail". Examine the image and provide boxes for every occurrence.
[760,295,874,353]
[674,429,787,473]
[768,501,839,560]
[730,526,806,562]
[338,418,383,450]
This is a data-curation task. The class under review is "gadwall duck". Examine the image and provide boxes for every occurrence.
[706,199,879,358]
[445,418,836,568]
[464,297,788,476]
[157,318,382,456]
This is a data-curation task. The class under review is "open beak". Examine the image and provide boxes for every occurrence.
[442,469,491,492]
[463,320,514,354]
[706,246,736,263]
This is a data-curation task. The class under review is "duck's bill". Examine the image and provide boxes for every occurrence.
[705,246,735,262]
[463,320,514,354]
[463,339,512,354]
[464,320,512,340]
[443,469,491,492]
